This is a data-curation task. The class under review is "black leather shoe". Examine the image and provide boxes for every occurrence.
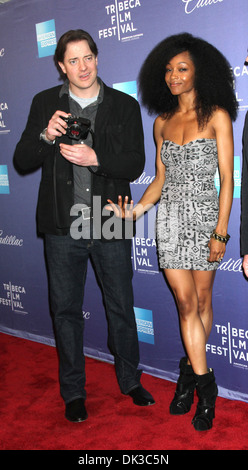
[128,385,155,406]
[65,398,88,422]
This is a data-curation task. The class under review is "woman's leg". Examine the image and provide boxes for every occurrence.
[165,269,213,375]
[165,268,218,429]
[192,270,216,342]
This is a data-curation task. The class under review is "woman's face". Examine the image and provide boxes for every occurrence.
[165,51,195,96]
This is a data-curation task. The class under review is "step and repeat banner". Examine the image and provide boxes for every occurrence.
[1,0,248,402]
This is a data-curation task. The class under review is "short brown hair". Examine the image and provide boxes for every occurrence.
[54,29,98,78]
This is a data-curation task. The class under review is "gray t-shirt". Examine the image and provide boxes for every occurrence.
[59,78,104,238]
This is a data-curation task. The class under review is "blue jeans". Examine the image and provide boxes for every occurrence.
[45,235,141,403]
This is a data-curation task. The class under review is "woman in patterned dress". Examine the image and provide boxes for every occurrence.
[107,33,238,430]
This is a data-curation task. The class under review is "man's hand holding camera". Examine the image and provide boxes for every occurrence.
[46,110,98,167]
[46,110,68,142]
[59,141,98,167]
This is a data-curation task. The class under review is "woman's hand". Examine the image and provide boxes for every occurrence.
[105,196,136,220]
[242,254,248,278]
[207,238,226,263]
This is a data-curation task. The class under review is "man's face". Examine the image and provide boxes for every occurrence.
[58,40,99,98]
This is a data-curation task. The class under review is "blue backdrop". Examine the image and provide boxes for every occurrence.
[1,0,248,403]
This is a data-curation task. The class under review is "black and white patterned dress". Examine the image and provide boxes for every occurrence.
[156,139,220,271]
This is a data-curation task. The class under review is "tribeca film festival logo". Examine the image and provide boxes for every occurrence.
[131,168,157,276]
[132,236,158,275]
[0,282,28,315]
[0,101,10,136]
[0,48,10,134]
[232,63,248,113]
[207,322,248,370]
[99,0,143,42]
[182,0,224,14]
[132,207,159,275]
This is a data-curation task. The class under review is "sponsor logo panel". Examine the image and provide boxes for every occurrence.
[113,80,137,100]
[134,307,154,344]
[215,156,241,199]
[36,19,57,58]
[181,0,224,15]
[0,166,10,194]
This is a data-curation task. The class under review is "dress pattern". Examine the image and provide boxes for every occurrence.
[156,139,220,271]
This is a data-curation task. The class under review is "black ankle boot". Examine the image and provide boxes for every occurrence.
[192,368,218,431]
[170,357,195,415]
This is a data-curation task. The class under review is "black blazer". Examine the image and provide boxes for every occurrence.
[241,111,248,255]
[13,82,145,237]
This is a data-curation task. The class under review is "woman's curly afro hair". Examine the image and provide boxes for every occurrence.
[138,32,238,128]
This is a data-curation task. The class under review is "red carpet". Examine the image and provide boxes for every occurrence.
[0,332,248,454]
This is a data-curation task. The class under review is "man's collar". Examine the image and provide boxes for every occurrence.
[59,79,69,98]
[59,78,104,103]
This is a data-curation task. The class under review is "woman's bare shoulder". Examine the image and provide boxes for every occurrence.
[154,114,167,137]
[211,107,232,126]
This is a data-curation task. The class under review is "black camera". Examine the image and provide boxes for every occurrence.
[62,116,94,143]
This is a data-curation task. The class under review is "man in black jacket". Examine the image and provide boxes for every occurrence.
[14,29,155,422]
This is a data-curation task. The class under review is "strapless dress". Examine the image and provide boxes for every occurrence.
[156,139,219,270]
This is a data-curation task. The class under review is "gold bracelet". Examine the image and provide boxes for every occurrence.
[210,230,230,244]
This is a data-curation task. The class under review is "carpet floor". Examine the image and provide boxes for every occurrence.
[1,333,247,455]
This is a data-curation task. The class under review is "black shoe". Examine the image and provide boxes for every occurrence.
[192,369,218,431]
[128,385,155,406]
[65,398,88,423]
[170,357,195,415]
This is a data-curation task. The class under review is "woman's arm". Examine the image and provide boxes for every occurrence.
[208,109,234,262]
[133,116,166,218]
